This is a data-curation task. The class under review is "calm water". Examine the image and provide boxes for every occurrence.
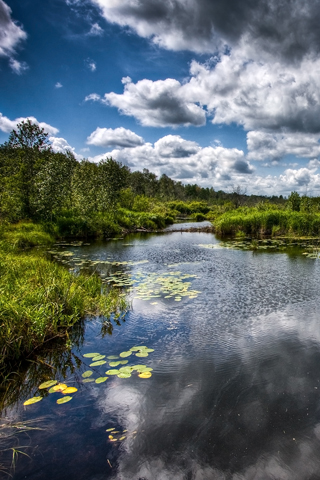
[2,230,320,479]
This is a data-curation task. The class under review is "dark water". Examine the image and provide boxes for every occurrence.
[2,230,320,479]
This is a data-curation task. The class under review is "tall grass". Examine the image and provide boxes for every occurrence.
[214,208,320,237]
[0,222,127,368]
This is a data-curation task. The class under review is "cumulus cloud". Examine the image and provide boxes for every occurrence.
[91,0,320,62]
[88,51,320,134]
[0,0,26,57]
[89,134,253,186]
[87,126,145,148]
[0,112,59,136]
[9,58,28,74]
[88,77,206,127]
[49,136,82,160]
[55,82,63,89]
[85,58,97,71]
[247,132,320,162]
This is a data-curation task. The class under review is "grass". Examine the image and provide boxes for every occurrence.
[213,207,320,237]
[0,222,127,368]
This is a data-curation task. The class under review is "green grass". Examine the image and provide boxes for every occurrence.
[214,207,320,237]
[0,222,127,368]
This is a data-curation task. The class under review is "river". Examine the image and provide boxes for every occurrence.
[2,228,320,479]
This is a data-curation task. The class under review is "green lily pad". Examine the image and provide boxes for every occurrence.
[117,372,131,378]
[109,361,121,367]
[131,365,146,370]
[38,380,58,389]
[105,369,120,375]
[24,396,43,406]
[144,349,154,353]
[120,351,132,358]
[57,396,72,404]
[83,353,100,358]
[119,360,129,365]
[91,355,106,361]
[106,428,115,432]
[83,378,94,383]
[107,355,119,360]
[82,370,93,378]
[90,360,107,366]
[136,352,148,357]
[137,367,153,373]
[119,366,134,373]
[95,377,108,383]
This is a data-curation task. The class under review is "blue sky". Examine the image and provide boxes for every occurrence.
[2,0,320,195]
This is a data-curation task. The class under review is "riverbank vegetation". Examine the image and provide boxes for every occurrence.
[2,120,320,367]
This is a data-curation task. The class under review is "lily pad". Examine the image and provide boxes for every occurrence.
[107,355,119,360]
[119,436,126,441]
[119,351,132,358]
[38,380,58,389]
[106,428,115,432]
[90,360,107,367]
[52,383,68,392]
[82,370,93,378]
[138,372,152,379]
[83,353,100,358]
[117,372,131,378]
[109,361,121,367]
[131,365,146,370]
[136,352,148,357]
[105,369,120,375]
[91,355,106,361]
[63,387,78,394]
[57,396,73,404]
[83,378,94,383]
[95,377,108,383]
[23,396,43,406]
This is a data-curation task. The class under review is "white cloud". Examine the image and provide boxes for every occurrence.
[9,58,28,74]
[89,134,253,186]
[49,136,82,160]
[85,58,97,72]
[87,126,144,148]
[85,93,101,102]
[247,132,320,162]
[89,77,206,127]
[0,113,59,136]
[87,22,103,36]
[0,0,27,57]
[55,82,63,88]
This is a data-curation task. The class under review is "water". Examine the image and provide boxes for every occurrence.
[2,230,320,479]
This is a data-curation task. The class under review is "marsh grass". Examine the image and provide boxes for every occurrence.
[0,222,127,368]
[214,208,320,237]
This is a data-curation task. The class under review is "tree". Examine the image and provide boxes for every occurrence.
[5,119,52,151]
[287,191,301,211]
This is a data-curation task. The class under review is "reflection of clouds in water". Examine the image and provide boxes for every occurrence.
[93,337,320,479]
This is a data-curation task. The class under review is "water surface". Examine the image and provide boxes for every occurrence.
[2,230,320,479]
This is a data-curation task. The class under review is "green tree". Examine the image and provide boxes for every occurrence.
[287,191,301,211]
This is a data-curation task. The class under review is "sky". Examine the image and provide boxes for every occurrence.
[2,0,320,196]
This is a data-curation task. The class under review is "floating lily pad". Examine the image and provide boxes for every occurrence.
[52,383,68,392]
[138,372,152,378]
[105,369,120,375]
[119,436,126,441]
[90,360,107,366]
[91,355,106,361]
[144,348,154,353]
[119,366,134,373]
[83,378,94,383]
[83,353,100,358]
[119,360,129,365]
[117,372,131,378]
[119,351,132,358]
[136,352,148,357]
[106,428,115,432]
[38,380,58,389]
[107,355,119,360]
[82,370,93,378]
[131,365,146,370]
[24,396,43,406]
[63,387,78,394]
[95,377,108,383]
[57,396,73,404]
[109,361,121,367]
[137,367,153,373]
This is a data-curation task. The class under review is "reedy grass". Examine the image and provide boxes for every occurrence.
[0,222,127,368]
[214,207,320,237]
